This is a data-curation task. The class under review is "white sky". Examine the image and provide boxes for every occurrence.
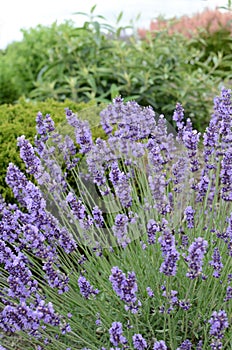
[0,0,227,49]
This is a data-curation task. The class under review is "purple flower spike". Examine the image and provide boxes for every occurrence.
[173,103,185,132]
[153,340,167,350]
[220,149,232,201]
[109,266,140,313]
[65,108,93,154]
[78,275,99,299]
[186,237,208,279]
[158,225,180,276]
[66,192,86,221]
[112,214,130,248]
[224,286,232,302]
[132,333,147,350]
[177,339,192,350]
[109,162,132,208]
[159,247,180,276]
[17,136,45,180]
[209,248,223,278]
[109,322,127,347]
[147,219,159,245]
[184,206,195,229]
[209,310,229,339]
[146,287,154,297]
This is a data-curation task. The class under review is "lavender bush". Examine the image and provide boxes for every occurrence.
[0,89,231,349]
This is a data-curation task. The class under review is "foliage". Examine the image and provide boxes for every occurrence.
[0,21,77,103]
[0,89,231,350]
[0,54,20,104]
[138,8,232,39]
[1,7,231,132]
[0,98,105,202]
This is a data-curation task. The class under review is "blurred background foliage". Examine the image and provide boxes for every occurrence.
[0,5,232,201]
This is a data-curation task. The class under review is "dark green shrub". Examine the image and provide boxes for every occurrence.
[0,54,21,104]
[188,27,232,77]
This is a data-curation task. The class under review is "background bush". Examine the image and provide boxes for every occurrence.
[138,8,232,38]
[1,8,231,131]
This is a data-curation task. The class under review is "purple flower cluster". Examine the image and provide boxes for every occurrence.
[198,88,232,204]
[109,322,127,347]
[0,241,37,300]
[182,129,200,172]
[173,103,200,171]
[17,136,45,181]
[185,237,208,279]
[0,298,61,334]
[132,334,147,350]
[78,275,99,299]
[2,162,77,306]
[109,266,140,313]
[209,248,223,278]
[66,192,86,221]
[172,157,189,191]
[147,219,159,245]
[109,162,132,208]
[184,206,195,229]
[153,340,167,350]
[177,339,192,350]
[100,97,156,140]
[61,135,79,170]
[112,214,130,248]
[211,88,232,147]
[65,108,93,154]
[146,287,154,297]
[36,111,55,138]
[158,224,180,276]
[220,149,232,201]
[92,206,104,227]
[173,102,185,133]
[209,310,229,349]
[43,260,69,294]
[85,138,112,187]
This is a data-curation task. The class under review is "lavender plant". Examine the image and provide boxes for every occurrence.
[0,89,231,349]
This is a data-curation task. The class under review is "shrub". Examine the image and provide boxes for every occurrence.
[0,8,228,132]
[0,88,231,349]
[0,21,77,104]
[138,8,232,39]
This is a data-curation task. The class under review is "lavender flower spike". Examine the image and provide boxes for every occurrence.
[177,339,192,350]
[184,206,195,229]
[109,322,127,347]
[186,237,208,279]
[209,310,229,338]
[78,275,99,299]
[209,248,223,278]
[109,266,140,313]
[153,340,167,350]
[132,334,147,350]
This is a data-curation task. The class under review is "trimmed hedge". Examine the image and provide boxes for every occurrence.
[0,98,106,201]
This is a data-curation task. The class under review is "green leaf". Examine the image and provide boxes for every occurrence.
[116,11,123,24]
[90,4,97,14]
